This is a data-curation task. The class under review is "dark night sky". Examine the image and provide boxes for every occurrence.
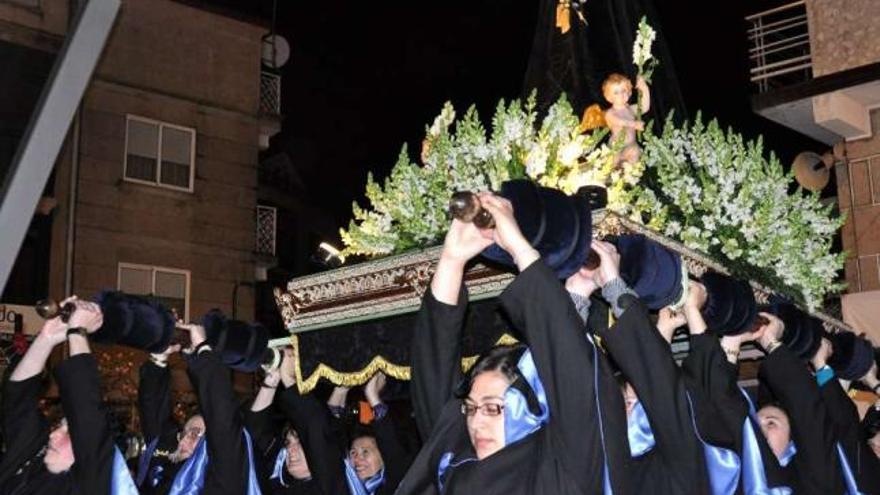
[224,0,825,240]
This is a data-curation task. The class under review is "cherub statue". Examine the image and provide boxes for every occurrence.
[602,73,650,167]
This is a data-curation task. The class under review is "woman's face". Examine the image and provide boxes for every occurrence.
[757,405,792,460]
[349,436,384,480]
[285,430,311,480]
[464,370,509,460]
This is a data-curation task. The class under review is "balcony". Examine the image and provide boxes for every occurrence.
[747,1,880,144]
[256,205,277,257]
[258,71,282,150]
[747,1,812,94]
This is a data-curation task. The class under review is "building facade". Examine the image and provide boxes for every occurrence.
[0,0,280,421]
[747,0,880,294]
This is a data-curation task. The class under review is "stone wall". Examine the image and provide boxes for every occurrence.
[838,109,880,292]
[807,0,880,77]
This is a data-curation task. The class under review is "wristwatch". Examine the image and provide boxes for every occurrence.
[66,327,88,338]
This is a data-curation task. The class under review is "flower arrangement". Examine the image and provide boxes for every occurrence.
[340,94,639,257]
[629,115,845,309]
[339,17,844,310]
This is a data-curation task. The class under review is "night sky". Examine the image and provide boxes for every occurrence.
[224,0,825,240]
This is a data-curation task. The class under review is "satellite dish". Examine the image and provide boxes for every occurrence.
[792,151,833,192]
[262,34,290,69]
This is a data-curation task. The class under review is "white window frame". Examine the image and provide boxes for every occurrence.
[117,262,191,322]
[123,114,196,193]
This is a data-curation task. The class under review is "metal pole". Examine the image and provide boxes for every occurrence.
[0,0,121,292]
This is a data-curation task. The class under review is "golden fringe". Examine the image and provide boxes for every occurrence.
[292,333,520,394]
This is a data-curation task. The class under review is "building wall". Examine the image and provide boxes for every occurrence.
[0,0,68,51]
[837,109,880,292]
[807,0,880,77]
[47,0,265,321]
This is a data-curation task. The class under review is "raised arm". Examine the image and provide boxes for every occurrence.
[138,345,180,447]
[56,300,115,495]
[411,218,492,438]
[482,194,610,493]
[244,365,282,457]
[183,323,249,494]
[0,313,69,484]
[757,314,844,495]
[276,386,347,495]
[364,372,411,489]
[599,268,706,491]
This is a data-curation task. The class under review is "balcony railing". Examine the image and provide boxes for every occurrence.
[256,205,277,257]
[746,1,813,93]
[260,71,281,115]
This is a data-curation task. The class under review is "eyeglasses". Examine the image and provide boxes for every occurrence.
[460,402,504,417]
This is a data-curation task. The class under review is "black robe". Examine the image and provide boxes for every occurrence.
[683,336,848,494]
[246,389,412,495]
[600,310,710,495]
[139,351,252,495]
[758,346,846,495]
[819,376,880,494]
[0,354,115,495]
[396,260,633,495]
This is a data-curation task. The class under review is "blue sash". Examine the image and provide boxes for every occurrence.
[836,442,863,495]
[168,429,262,495]
[684,392,741,495]
[627,400,655,457]
[503,349,550,445]
[436,452,476,493]
[344,458,385,495]
[111,446,139,495]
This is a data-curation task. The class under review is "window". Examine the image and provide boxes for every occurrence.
[124,115,195,191]
[118,263,190,321]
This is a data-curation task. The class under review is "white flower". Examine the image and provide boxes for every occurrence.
[525,145,549,178]
[632,17,657,68]
[428,103,456,137]
[558,139,585,166]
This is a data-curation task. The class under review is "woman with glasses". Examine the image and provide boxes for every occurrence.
[395,192,637,494]
[136,321,260,495]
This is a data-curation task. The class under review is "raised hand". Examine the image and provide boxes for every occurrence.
[591,240,621,287]
[478,192,536,269]
[279,347,297,388]
[36,296,79,347]
[177,321,207,352]
[756,312,785,352]
[438,218,494,266]
[364,371,387,407]
[67,299,104,333]
[565,266,601,298]
[657,307,687,343]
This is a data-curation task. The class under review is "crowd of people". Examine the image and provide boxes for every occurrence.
[1,191,879,494]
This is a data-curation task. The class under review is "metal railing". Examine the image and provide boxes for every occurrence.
[256,205,277,256]
[746,1,813,93]
[259,71,281,115]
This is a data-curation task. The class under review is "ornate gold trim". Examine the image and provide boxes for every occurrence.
[291,332,519,394]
